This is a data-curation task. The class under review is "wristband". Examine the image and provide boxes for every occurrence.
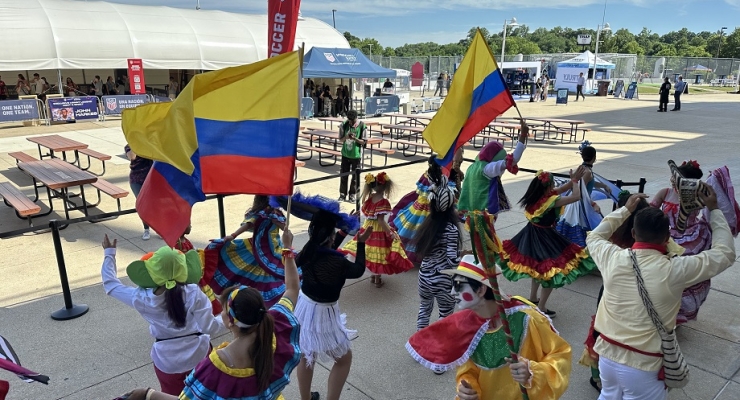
[145,388,155,400]
[282,248,296,259]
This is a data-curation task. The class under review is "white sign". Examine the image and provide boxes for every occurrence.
[577,34,592,45]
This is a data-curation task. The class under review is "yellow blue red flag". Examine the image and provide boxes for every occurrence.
[122,51,301,246]
[422,30,515,167]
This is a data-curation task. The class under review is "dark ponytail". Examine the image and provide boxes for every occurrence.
[164,284,187,328]
[253,312,275,391]
[427,155,443,185]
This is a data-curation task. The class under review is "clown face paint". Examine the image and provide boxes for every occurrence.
[452,278,483,310]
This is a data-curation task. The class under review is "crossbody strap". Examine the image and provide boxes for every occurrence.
[629,250,668,334]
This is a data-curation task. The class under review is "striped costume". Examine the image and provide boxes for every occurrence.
[180,297,301,400]
[206,208,292,307]
[417,221,461,330]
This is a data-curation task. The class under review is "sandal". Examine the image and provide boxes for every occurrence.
[370,276,377,284]
[374,275,384,288]
[589,377,602,392]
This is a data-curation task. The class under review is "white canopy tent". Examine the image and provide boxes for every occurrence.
[0,0,349,71]
[555,51,615,93]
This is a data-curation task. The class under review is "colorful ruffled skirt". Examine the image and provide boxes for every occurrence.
[391,192,430,263]
[343,218,414,275]
[497,223,597,288]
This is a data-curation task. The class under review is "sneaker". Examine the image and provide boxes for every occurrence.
[543,309,556,318]
[142,229,151,241]
[348,194,355,203]
[310,392,320,400]
[338,195,346,202]
[433,367,446,375]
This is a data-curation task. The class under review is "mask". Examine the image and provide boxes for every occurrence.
[452,279,483,310]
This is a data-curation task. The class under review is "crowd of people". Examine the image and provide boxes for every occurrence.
[108,115,738,400]
[305,79,351,118]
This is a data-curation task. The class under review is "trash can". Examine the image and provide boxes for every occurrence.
[597,80,610,96]
[401,103,410,114]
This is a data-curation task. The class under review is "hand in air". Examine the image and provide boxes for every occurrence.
[102,234,117,249]
[357,226,374,243]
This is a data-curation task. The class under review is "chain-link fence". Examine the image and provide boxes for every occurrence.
[364,55,463,91]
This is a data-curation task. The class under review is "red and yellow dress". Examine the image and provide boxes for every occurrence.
[343,198,414,275]
[175,237,222,315]
[497,194,597,288]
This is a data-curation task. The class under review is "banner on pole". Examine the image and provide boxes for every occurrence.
[267,0,301,58]
[127,59,146,94]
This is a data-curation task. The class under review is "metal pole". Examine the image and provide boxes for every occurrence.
[217,195,226,238]
[332,9,336,29]
[56,69,63,96]
[592,27,601,93]
[49,219,89,321]
[501,20,507,63]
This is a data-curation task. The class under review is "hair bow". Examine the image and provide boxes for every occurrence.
[376,172,389,185]
[364,173,376,185]
[681,160,700,169]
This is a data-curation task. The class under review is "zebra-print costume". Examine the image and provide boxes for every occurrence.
[417,221,461,330]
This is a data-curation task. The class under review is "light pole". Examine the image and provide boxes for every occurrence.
[591,22,611,93]
[332,9,337,29]
[196,0,200,10]
[716,27,728,59]
[368,44,373,59]
[500,17,519,63]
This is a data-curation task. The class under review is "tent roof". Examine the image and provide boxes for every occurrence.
[556,51,615,69]
[303,47,397,78]
[0,0,349,71]
[685,65,712,71]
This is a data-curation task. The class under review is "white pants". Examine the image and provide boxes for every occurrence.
[598,357,667,400]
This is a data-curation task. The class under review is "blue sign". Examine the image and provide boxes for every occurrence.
[48,96,99,121]
[152,96,172,103]
[365,95,400,116]
[613,80,625,98]
[102,95,149,115]
[624,82,638,100]
[0,100,40,123]
[300,97,314,119]
[556,89,569,105]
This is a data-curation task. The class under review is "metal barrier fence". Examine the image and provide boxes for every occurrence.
[1,156,645,321]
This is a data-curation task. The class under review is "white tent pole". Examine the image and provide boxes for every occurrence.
[57,69,63,95]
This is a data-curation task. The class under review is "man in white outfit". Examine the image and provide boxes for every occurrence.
[576,72,586,101]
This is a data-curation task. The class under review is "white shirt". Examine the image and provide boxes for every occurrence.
[483,141,526,179]
[101,248,225,373]
[577,76,586,86]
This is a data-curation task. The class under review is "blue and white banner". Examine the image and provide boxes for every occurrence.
[102,95,149,115]
[300,97,314,119]
[48,96,99,121]
[365,95,400,116]
[152,95,172,103]
[0,100,40,123]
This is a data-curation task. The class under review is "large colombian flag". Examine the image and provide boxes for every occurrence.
[423,30,515,167]
[122,51,301,247]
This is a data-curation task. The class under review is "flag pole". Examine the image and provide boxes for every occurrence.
[467,211,530,400]
[287,43,305,230]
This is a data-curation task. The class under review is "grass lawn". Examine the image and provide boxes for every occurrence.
[637,83,740,95]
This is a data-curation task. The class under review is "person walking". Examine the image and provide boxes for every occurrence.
[576,72,586,101]
[671,76,686,111]
[586,190,736,400]
[337,109,366,203]
[658,77,671,112]
[434,73,444,96]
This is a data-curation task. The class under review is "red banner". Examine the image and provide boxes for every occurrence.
[267,0,301,58]
[127,59,146,95]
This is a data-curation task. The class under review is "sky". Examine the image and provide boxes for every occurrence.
[92,0,739,48]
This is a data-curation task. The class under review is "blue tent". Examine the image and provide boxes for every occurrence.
[303,47,396,78]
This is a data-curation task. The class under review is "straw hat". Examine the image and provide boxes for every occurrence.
[441,254,501,288]
[126,246,202,289]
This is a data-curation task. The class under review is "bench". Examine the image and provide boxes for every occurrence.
[0,182,41,226]
[364,147,395,167]
[88,179,129,221]
[78,148,112,176]
[8,152,38,165]
[469,133,512,149]
[382,137,430,157]
[294,159,305,181]
[296,144,342,167]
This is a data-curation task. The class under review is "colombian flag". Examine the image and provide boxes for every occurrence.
[423,30,515,167]
[122,51,301,247]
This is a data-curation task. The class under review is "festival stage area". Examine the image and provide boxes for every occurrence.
[1,93,739,399]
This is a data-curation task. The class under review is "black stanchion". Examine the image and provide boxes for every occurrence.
[217,195,226,238]
[49,219,89,321]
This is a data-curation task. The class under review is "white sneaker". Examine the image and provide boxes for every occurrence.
[142,230,151,240]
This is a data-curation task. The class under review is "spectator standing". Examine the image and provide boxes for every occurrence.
[168,77,178,100]
[0,76,7,100]
[576,72,586,101]
[383,78,394,92]
[541,74,550,101]
[522,70,530,95]
[92,75,103,97]
[31,73,44,95]
[105,76,118,95]
[125,144,154,240]
[434,73,444,96]
[338,109,366,202]
[658,77,671,112]
[65,77,78,97]
[671,76,686,111]
[16,74,30,96]
[586,191,735,400]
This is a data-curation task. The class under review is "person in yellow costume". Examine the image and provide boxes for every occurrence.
[406,255,571,399]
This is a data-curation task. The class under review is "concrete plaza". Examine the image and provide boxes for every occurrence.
[0,92,739,399]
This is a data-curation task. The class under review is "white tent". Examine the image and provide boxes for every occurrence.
[0,0,349,71]
[555,51,615,93]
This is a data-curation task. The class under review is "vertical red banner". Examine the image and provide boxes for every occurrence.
[127,59,146,95]
[268,0,301,58]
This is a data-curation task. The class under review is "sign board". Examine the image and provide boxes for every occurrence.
[47,96,99,121]
[577,34,592,45]
[613,80,625,98]
[365,95,400,116]
[127,59,146,95]
[102,95,149,115]
[556,89,569,105]
[152,95,172,103]
[0,99,40,123]
[300,97,314,119]
[267,0,300,57]
[411,62,424,87]
[624,82,638,99]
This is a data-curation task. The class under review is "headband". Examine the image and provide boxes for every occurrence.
[227,286,265,329]
[536,170,551,184]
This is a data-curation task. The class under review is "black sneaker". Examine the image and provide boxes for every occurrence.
[338,195,346,202]
[311,392,320,400]
[544,309,556,318]
[348,194,355,203]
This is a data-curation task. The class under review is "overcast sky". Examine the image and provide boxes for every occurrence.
[94,0,739,47]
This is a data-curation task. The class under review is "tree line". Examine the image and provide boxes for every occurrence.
[344,26,740,59]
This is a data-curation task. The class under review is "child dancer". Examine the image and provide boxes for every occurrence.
[497,169,597,317]
[650,160,740,324]
[411,177,461,332]
[344,172,414,287]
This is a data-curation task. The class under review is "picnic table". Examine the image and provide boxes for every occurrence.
[299,129,389,167]
[17,158,98,222]
[524,117,588,143]
[318,117,380,131]
[473,122,521,149]
[26,135,88,164]
[382,113,433,127]
[379,124,425,141]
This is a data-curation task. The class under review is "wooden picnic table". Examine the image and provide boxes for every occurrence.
[523,117,587,143]
[379,124,425,142]
[299,129,387,167]
[302,129,382,146]
[318,117,380,131]
[472,122,522,149]
[17,158,98,222]
[382,113,432,127]
[26,134,88,164]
